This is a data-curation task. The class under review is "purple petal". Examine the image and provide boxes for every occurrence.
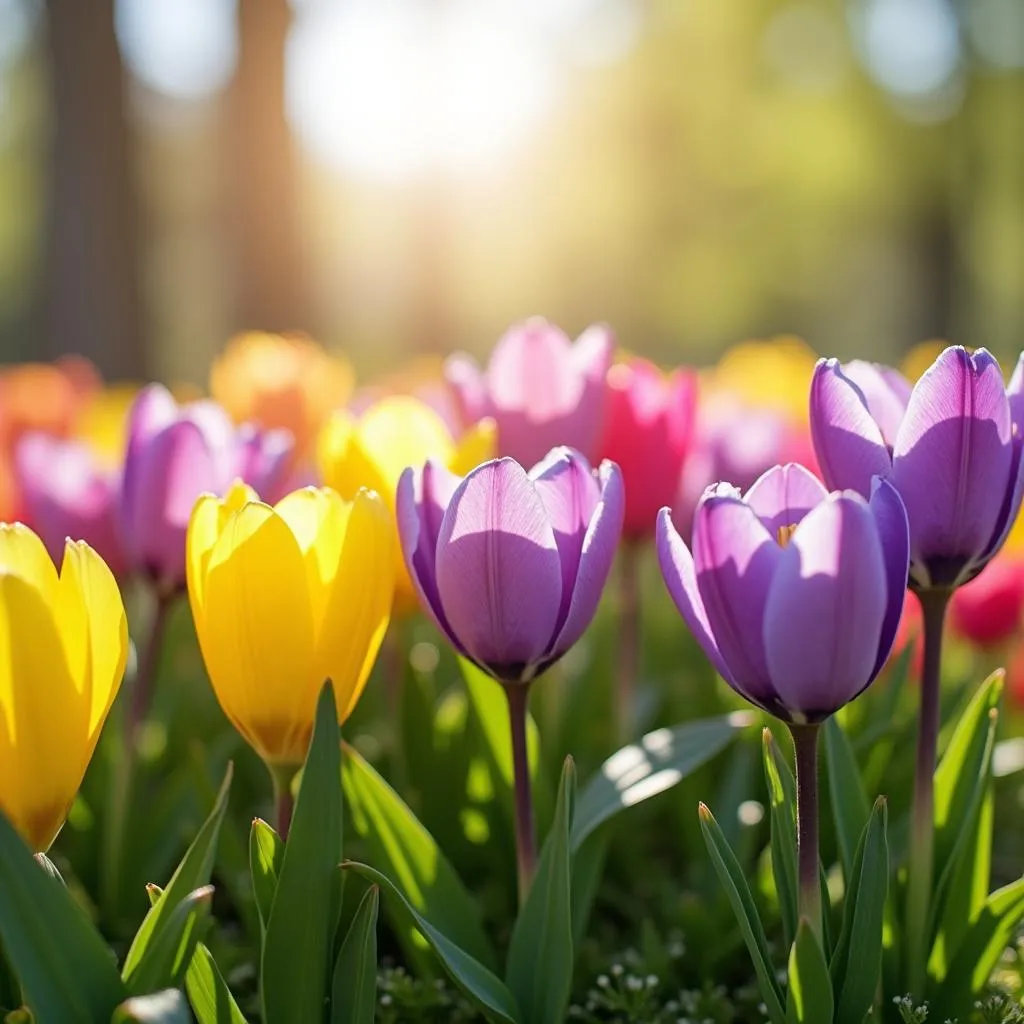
[692,488,782,706]
[131,420,224,584]
[528,447,602,631]
[979,354,1024,566]
[236,424,295,503]
[744,462,828,535]
[434,459,562,680]
[841,361,912,449]
[655,507,736,687]
[121,384,179,542]
[444,353,491,429]
[396,461,465,652]
[809,359,891,495]
[763,493,887,718]
[867,477,910,677]
[545,459,624,659]
[891,347,1013,572]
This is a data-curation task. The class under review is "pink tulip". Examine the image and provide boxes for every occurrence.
[445,318,613,466]
[599,357,697,540]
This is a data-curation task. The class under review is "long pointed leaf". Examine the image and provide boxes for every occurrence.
[0,808,125,1023]
[699,803,785,1024]
[343,862,520,1024]
[127,886,214,996]
[341,741,495,969]
[262,683,344,1024]
[331,885,379,1024]
[506,758,576,1024]
[185,944,248,1024]
[823,717,870,883]
[122,765,233,984]
[786,919,833,1024]
[763,729,798,952]
[248,819,283,937]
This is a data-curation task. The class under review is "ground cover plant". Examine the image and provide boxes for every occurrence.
[0,328,1023,1022]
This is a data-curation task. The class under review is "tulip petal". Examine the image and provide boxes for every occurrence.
[318,489,394,722]
[487,321,578,417]
[435,459,562,679]
[809,359,891,495]
[121,384,179,538]
[547,460,624,659]
[396,463,465,652]
[186,484,258,617]
[449,418,497,476]
[0,522,59,602]
[868,478,910,677]
[444,353,491,427]
[529,447,602,632]
[744,463,828,535]
[656,508,736,687]
[840,361,912,449]
[763,494,887,719]
[891,347,1012,572]
[693,487,782,706]
[0,572,83,851]
[202,502,316,764]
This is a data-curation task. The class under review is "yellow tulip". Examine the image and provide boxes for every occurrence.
[317,396,495,612]
[0,524,127,852]
[708,336,818,423]
[186,483,393,768]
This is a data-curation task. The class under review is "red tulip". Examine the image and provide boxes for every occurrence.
[599,358,697,540]
[949,554,1024,650]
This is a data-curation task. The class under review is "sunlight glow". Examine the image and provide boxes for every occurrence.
[286,0,561,182]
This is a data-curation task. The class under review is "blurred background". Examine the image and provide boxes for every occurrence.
[0,0,1021,385]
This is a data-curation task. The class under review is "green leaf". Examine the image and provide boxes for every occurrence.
[572,713,749,851]
[126,886,213,997]
[122,765,233,986]
[261,683,344,1024]
[823,717,870,883]
[762,728,798,952]
[830,797,888,1024]
[571,829,609,949]
[933,875,1024,1019]
[0,807,126,1023]
[330,885,379,1024]
[928,672,1002,978]
[248,819,283,937]
[111,989,190,1024]
[341,741,496,969]
[699,803,786,1024]
[786,919,833,1024]
[506,758,576,1024]
[184,944,248,1024]
[343,862,520,1024]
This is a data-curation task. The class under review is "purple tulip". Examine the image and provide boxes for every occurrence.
[121,384,296,588]
[397,447,624,683]
[445,319,614,467]
[657,463,909,722]
[811,347,1024,590]
[14,433,126,578]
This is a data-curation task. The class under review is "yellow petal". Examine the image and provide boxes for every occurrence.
[316,488,394,723]
[0,523,58,603]
[449,417,496,476]
[318,412,388,504]
[202,502,316,765]
[0,571,85,851]
[59,541,128,737]
[186,485,258,618]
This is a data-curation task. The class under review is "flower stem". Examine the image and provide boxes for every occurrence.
[505,683,536,907]
[906,587,951,996]
[128,589,175,747]
[790,721,822,942]
[270,765,298,841]
[616,542,641,743]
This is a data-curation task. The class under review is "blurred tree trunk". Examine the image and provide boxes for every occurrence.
[41,0,148,379]
[227,0,307,333]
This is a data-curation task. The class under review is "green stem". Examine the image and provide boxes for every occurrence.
[505,683,536,907]
[616,542,641,744]
[906,587,951,996]
[270,765,298,841]
[790,722,822,942]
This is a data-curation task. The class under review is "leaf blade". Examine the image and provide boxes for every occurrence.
[330,885,379,1024]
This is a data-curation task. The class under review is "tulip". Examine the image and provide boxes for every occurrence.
[120,384,295,590]
[14,433,126,579]
[657,463,909,936]
[445,318,613,466]
[949,554,1024,650]
[809,344,1024,993]
[318,395,495,611]
[187,483,393,831]
[0,524,128,852]
[210,332,354,462]
[397,447,623,900]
